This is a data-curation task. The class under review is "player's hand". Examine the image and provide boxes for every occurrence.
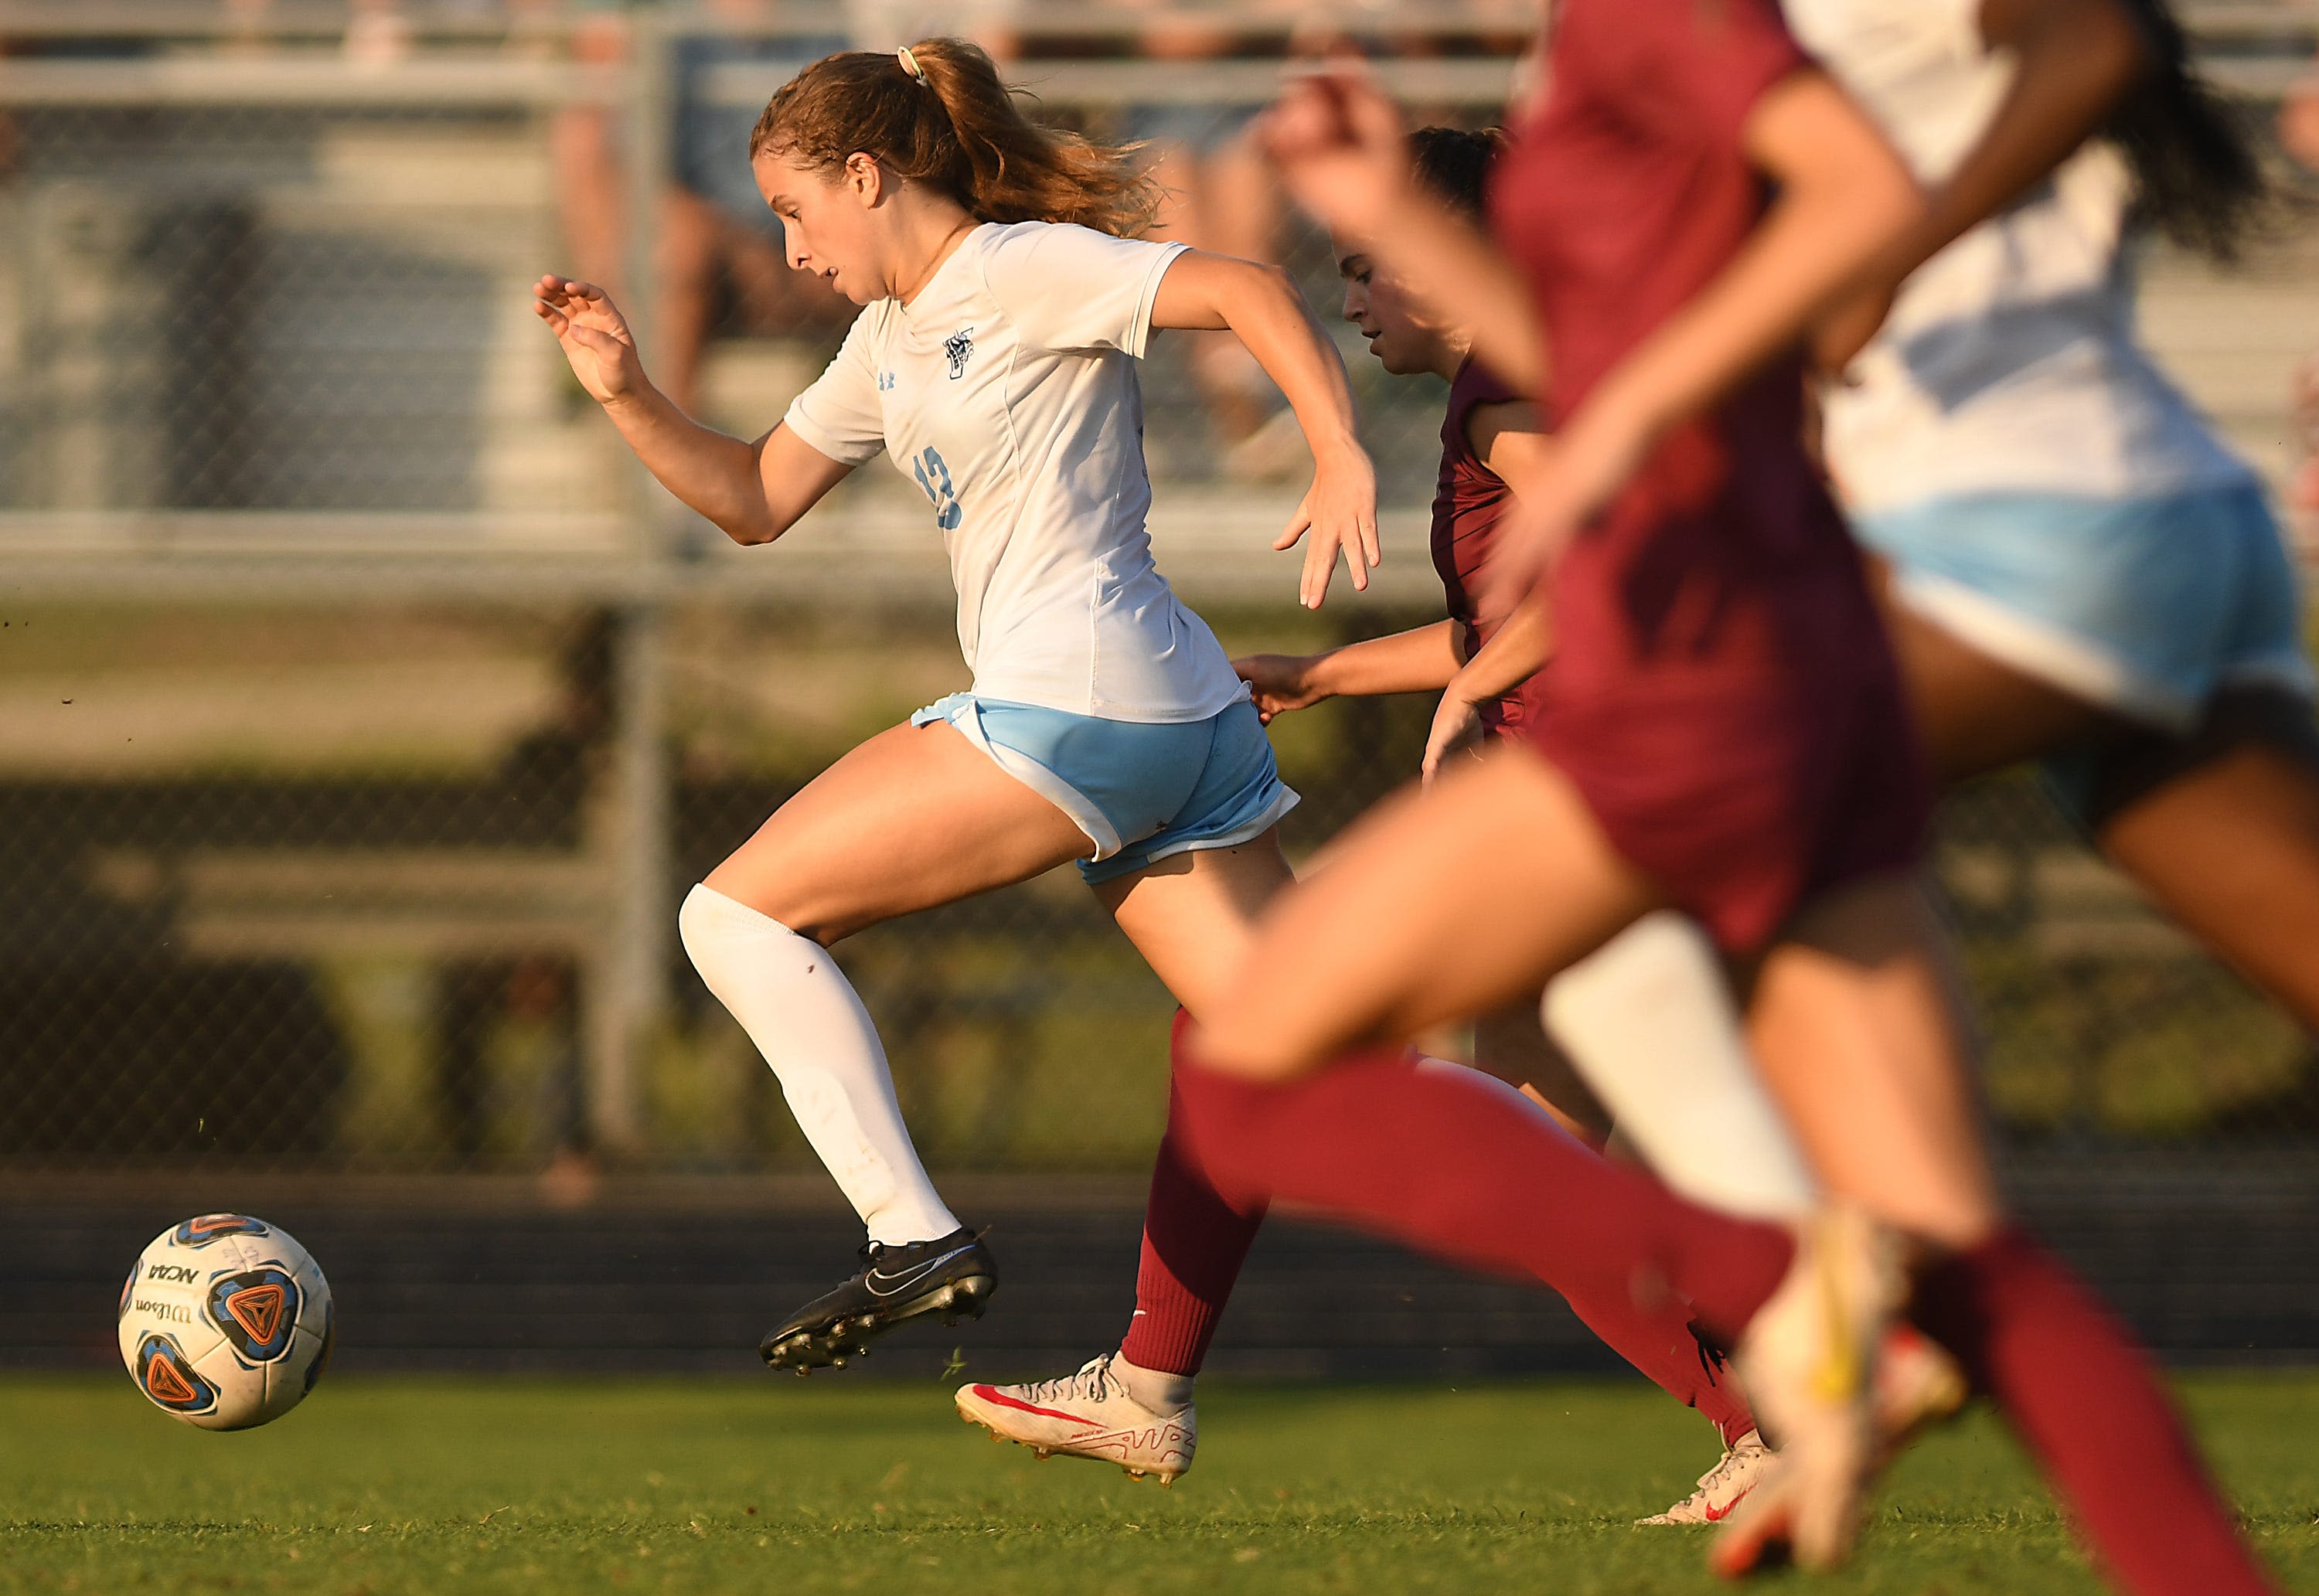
[1261,66,1411,245]
[1478,403,1647,621]
[1277,443,1381,609]
[1422,687,1485,787]
[533,275,648,407]
[1234,652,1330,723]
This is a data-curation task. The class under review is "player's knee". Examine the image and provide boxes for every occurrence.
[680,875,842,965]
[1186,993,1327,1085]
[699,848,821,937]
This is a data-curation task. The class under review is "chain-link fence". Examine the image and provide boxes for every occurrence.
[2,6,2317,1189]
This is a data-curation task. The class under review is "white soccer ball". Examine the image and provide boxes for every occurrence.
[117,1214,335,1431]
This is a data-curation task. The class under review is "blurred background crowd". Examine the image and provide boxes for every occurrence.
[2,2,2319,1215]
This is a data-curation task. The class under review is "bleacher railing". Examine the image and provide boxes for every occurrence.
[0,6,2314,1183]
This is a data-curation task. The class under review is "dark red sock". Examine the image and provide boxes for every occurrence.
[1914,1229,2277,1596]
[1558,1273,1759,1446]
[1166,1016,1793,1355]
[1119,1072,1268,1377]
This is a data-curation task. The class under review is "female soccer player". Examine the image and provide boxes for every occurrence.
[955,129,1780,1526]
[1537,6,2319,1567]
[1462,0,2319,1561]
[535,36,1384,1371]
[1218,11,2283,1590]
[1793,0,2319,1027]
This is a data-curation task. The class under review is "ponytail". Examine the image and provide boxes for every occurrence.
[749,38,1162,239]
[1407,125,1503,222]
[2106,0,2267,261]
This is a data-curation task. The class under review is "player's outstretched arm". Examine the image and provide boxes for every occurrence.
[1814,0,2150,367]
[1422,594,1551,784]
[533,275,850,545]
[1149,252,1379,611]
[1234,620,1466,722]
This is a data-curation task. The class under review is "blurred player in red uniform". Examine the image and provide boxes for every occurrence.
[1204,5,2283,1588]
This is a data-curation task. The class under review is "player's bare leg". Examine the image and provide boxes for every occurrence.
[1193,750,1946,1568]
[2099,743,2319,1029]
[1742,879,1998,1251]
[706,718,1090,943]
[1888,573,2319,1049]
[693,718,1090,1370]
[1197,745,1657,1079]
[952,835,1287,1474]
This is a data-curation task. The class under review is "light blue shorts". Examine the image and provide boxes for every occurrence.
[1856,479,2316,734]
[910,693,1299,886]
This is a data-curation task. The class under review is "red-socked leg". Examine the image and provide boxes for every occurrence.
[1914,1230,2280,1596]
[1166,1021,1794,1355]
[1119,1068,1268,1376]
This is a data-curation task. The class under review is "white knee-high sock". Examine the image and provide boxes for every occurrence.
[679,883,962,1245]
[1542,910,1817,1220]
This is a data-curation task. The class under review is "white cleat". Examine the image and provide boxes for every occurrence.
[1709,1319,1968,1577]
[1717,1203,1903,1573]
[1636,1429,1779,1526]
[955,1353,1195,1483]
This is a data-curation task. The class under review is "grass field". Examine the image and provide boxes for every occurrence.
[6,1372,2317,1594]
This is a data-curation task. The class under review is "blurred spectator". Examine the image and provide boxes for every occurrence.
[846,0,1020,57]
[345,0,417,66]
[1122,5,1303,479]
[2283,70,2319,544]
[552,0,852,417]
[431,614,614,1193]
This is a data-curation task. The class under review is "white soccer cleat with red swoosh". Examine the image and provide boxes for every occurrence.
[1636,1430,1778,1526]
[955,1353,1195,1483]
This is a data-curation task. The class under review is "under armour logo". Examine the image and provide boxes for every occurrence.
[943,328,975,379]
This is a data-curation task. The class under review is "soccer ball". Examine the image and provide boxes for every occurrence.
[117,1214,334,1431]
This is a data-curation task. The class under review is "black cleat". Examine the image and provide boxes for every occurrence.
[759,1227,997,1373]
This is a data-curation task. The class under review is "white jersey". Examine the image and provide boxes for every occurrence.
[1784,0,2250,515]
[782,219,1248,723]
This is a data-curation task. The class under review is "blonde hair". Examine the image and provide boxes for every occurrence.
[748,38,1162,240]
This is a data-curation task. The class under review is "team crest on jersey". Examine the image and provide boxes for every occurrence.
[942,328,974,379]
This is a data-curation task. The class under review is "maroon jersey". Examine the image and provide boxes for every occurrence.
[1431,357,1527,734]
[1486,0,1929,951]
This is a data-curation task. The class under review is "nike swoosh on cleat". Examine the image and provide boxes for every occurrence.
[1704,1485,1753,1523]
[968,1387,1103,1429]
[865,1244,976,1300]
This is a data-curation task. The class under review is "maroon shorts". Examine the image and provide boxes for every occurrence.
[1520,585,1930,954]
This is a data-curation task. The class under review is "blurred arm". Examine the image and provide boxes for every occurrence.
[1444,592,1552,710]
[1262,72,1545,393]
[1814,0,2150,364]
[1582,71,1923,457]
[1477,73,1923,612]
[1912,0,2148,275]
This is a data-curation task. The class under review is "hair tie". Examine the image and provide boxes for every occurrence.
[896,46,930,86]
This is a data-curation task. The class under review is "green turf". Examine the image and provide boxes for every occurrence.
[5,1371,2316,1594]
